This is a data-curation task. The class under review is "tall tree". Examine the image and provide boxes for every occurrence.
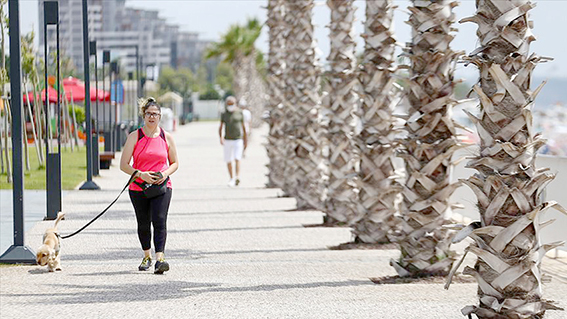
[157,66,197,97]
[446,0,565,317]
[265,0,287,189]
[323,0,359,224]
[390,0,462,277]
[352,0,401,243]
[206,18,265,128]
[282,0,325,210]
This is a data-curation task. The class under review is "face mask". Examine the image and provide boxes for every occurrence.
[226,105,237,112]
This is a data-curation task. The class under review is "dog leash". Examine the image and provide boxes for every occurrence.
[61,170,139,239]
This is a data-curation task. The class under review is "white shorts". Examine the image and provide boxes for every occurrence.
[224,139,244,163]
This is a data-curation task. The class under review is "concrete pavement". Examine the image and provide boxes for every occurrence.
[0,190,49,253]
[1,122,565,318]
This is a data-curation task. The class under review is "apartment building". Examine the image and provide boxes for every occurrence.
[39,0,212,75]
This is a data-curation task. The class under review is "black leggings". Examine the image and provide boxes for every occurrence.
[129,188,172,253]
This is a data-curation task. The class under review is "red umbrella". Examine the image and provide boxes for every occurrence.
[41,87,61,103]
[91,87,110,102]
[63,77,85,102]
[63,77,110,102]
[23,87,60,104]
[24,78,110,104]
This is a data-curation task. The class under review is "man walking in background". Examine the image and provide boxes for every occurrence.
[239,98,252,158]
[219,96,247,187]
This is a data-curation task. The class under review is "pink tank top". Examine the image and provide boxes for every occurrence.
[129,128,173,191]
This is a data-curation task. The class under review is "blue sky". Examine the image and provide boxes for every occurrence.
[18,0,567,80]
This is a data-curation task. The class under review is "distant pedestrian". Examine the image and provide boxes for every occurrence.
[120,97,179,274]
[219,96,247,187]
[160,107,174,132]
[239,99,252,137]
[239,98,252,158]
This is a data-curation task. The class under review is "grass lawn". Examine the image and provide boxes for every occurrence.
[0,144,89,190]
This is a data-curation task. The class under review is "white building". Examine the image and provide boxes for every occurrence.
[39,0,103,71]
[39,0,213,75]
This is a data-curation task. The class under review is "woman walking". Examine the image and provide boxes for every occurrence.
[120,97,179,274]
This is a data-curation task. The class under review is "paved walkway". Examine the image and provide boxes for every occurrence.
[0,190,49,253]
[1,122,566,318]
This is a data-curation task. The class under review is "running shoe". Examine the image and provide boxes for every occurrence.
[228,178,236,187]
[154,258,170,274]
[235,178,240,186]
[138,256,152,271]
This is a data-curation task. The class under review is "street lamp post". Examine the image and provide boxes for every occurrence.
[79,0,99,190]
[109,61,116,152]
[104,44,140,127]
[110,61,122,151]
[135,45,141,127]
[140,55,145,97]
[0,0,36,264]
[128,72,134,124]
[102,50,111,152]
[90,40,100,176]
[44,0,62,220]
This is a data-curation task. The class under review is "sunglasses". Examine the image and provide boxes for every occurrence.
[145,112,161,118]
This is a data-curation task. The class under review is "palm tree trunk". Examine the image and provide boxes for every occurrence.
[446,0,565,317]
[266,0,287,189]
[323,0,359,223]
[244,50,266,130]
[352,0,401,243]
[70,101,79,148]
[24,81,42,168]
[61,97,70,151]
[3,97,12,183]
[23,105,30,171]
[284,0,325,210]
[390,0,461,277]
[32,77,45,166]
[231,53,248,100]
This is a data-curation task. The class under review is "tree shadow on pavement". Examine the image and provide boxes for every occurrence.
[66,225,307,237]
[9,279,375,305]
[64,248,204,262]
[197,247,329,256]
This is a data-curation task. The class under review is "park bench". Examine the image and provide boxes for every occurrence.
[99,152,115,169]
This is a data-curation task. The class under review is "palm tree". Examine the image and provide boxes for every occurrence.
[206,18,265,128]
[390,0,461,277]
[445,0,565,317]
[352,0,401,243]
[265,0,287,189]
[282,0,325,210]
[322,0,359,224]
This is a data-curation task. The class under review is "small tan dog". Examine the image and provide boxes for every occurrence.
[36,212,65,272]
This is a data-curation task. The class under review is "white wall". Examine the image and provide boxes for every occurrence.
[193,100,223,120]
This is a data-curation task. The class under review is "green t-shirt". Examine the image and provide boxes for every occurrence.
[221,110,244,140]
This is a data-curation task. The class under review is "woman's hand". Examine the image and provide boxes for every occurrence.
[153,171,169,185]
[139,171,158,184]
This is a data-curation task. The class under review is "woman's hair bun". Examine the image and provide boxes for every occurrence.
[138,97,157,108]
